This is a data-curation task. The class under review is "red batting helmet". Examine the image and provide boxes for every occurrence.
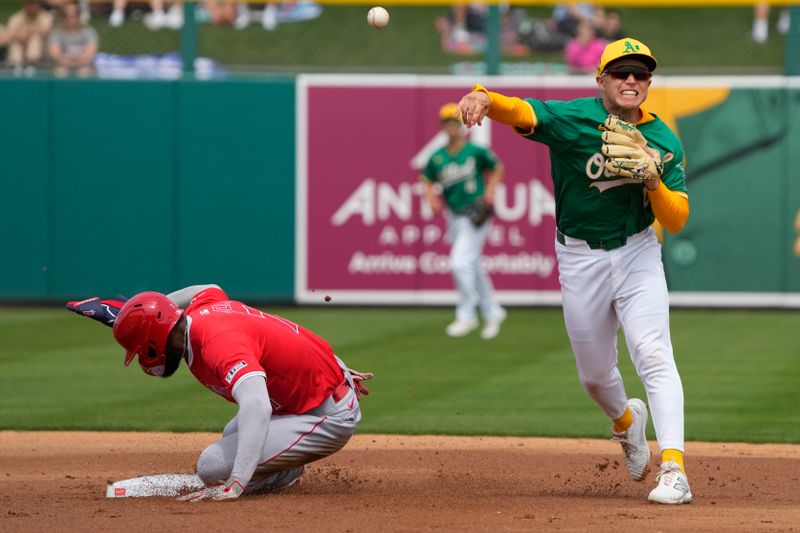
[112,292,183,377]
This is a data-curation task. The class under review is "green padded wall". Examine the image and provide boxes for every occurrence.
[0,77,295,302]
[664,88,798,293]
[175,78,295,300]
[0,79,50,298]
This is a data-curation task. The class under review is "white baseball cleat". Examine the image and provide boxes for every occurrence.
[611,398,651,481]
[445,318,478,337]
[648,461,692,504]
[480,309,507,340]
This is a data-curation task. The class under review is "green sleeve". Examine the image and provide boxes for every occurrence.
[421,156,437,183]
[521,99,582,148]
[478,146,499,171]
[660,144,688,194]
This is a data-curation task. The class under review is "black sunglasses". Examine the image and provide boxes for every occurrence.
[604,66,652,81]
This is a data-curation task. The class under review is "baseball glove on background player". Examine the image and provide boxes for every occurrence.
[464,198,494,227]
[601,115,663,182]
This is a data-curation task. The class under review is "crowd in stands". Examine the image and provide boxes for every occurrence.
[0,0,97,77]
[106,1,321,31]
[0,1,323,77]
[2,1,791,78]
[437,2,624,73]
[751,2,790,44]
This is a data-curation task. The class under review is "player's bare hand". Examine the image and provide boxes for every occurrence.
[429,195,444,214]
[458,92,490,128]
[348,368,374,381]
[177,480,244,502]
[347,367,374,399]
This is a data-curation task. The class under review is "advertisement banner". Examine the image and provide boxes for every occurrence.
[297,76,800,307]
[296,76,598,304]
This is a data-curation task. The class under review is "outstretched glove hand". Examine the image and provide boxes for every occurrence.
[177,479,244,503]
[66,296,128,328]
[601,115,663,184]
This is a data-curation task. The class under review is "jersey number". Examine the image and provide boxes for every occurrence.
[241,304,300,334]
[208,301,300,334]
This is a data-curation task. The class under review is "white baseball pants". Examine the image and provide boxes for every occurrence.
[196,361,361,491]
[555,227,685,452]
[447,213,504,322]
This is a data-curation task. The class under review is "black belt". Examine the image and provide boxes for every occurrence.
[556,229,627,251]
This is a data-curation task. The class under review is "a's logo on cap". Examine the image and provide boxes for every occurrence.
[623,41,639,54]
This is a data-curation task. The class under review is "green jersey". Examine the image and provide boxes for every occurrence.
[521,97,687,243]
[422,141,499,214]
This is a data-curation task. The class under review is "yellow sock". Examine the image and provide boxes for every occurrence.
[612,407,633,433]
[662,449,685,472]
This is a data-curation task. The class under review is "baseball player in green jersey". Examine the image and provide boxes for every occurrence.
[420,103,507,339]
[457,38,692,504]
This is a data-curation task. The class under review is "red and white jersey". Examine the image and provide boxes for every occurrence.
[183,288,343,414]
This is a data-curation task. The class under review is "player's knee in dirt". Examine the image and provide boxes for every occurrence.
[196,444,231,485]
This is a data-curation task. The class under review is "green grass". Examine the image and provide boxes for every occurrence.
[2,306,799,443]
[0,3,786,73]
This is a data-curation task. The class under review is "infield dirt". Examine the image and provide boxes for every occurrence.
[2,432,798,531]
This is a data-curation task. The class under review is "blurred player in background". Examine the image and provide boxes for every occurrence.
[420,103,507,340]
[457,38,692,504]
[67,284,372,501]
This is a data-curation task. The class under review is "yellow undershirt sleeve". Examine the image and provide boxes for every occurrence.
[472,84,535,134]
[471,84,688,234]
[648,182,689,234]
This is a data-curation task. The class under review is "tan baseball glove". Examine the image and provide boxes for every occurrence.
[601,115,663,182]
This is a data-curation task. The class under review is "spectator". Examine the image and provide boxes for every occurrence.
[514,3,600,54]
[752,2,790,43]
[234,1,278,30]
[109,0,182,30]
[450,3,487,45]
[438,3,527,56]
[564,20,607,74]
[48,1,98,78]
[795,208,800,257]
[551,2,603,38]
[599,9,623,41]
[233,2,322,31]
[5,0,54,75]
[203,1,237,26]
[43,0,90,23]
[0,23,9,66]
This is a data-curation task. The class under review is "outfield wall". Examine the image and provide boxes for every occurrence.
[0,77,296,302]
[2,75,799,306]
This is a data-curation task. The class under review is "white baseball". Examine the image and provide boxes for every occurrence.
[367,6,389,29]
